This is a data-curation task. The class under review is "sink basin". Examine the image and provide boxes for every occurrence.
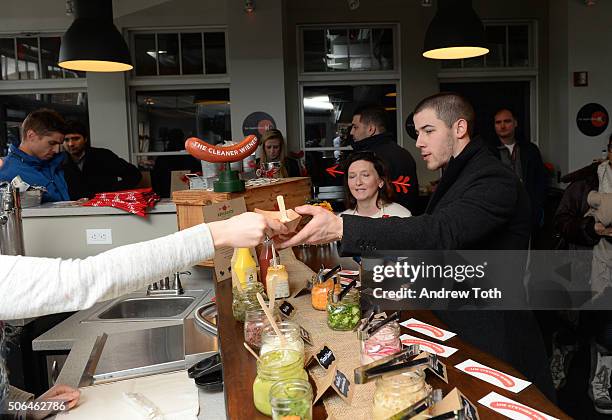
[82,290,209,323]
[98,296,195,319]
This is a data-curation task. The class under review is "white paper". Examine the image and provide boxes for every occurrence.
[399,333,458,358]
[455,359,531,393]
[400,318,457,341]
[478,392,559,420]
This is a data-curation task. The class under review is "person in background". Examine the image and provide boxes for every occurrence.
[1,212,286,419]
[151,128,200,198]
[0,109,69,202]
[349,104,419,213]
[490,108,548,234]
[259,129,300,177]
[339,151,411,218]
[62,120,142,200]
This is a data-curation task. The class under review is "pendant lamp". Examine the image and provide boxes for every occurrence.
[423,0,489,60]
[59,0,132,72]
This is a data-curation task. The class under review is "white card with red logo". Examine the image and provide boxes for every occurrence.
[400,318,456,342]
[400,334,458,358]
[478,392,559,420]
[455,360,531,393]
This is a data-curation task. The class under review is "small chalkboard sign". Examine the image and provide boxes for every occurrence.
[316,345,336,370]
[460,395,479,420]
[332,368,351,399]
[278,300,295,318]
[299,325,313,346]
[429,356,448,383]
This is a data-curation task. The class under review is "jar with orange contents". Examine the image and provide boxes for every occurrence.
[311,279,339,311]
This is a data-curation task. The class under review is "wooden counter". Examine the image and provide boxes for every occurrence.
[214,244,569,420]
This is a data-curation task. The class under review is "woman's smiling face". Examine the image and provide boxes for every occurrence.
[347,160,383,204]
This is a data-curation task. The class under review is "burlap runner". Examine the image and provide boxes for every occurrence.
[280,248,375,420]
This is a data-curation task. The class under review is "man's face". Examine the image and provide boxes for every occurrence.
[414,108,456,171]
[350,114,373,142]
[264,138,282,161]
[25,130,64,160]
[63,133,87,158]
[494,110,517,142]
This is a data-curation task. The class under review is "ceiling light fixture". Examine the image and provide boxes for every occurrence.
[423,0,489,60]
[59,0,132,72]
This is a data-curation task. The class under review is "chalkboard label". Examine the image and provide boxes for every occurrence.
[460,396,479,420]
[332,368,351,398]
[299,325,313,346]
[278,300,295,318]
[316,345,336,369]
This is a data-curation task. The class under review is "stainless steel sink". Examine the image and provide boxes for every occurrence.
[82,290,209,323]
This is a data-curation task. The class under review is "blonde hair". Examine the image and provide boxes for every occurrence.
[260,129,288,177]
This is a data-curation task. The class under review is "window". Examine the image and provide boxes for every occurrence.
[440,22,534,70]
[132,88,231,197]
[131,30,227,77]
[301,26,395,73]
[0,35,84,80]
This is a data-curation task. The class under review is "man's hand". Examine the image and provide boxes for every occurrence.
[208,212,288,248]
[30,384,80,419]
[279,205,343,248]
[594,222,612,236]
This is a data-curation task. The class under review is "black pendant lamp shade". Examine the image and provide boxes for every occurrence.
[423,0,489,60]
[59,0,132,72]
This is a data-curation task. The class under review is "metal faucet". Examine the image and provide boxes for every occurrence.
[147,271,190,296]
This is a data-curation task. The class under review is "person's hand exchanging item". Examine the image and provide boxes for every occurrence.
[29,383,80,419]
[279,205,343,248]
[594,222,612,237]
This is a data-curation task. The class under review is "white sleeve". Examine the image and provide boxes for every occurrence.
[387,202,412,218]
[0,223,216,320]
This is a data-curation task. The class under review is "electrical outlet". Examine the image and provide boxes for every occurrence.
[86,229,112,245]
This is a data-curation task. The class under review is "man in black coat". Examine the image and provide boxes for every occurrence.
[283,92,555,400]
[350,105,419,213]
[489,108,549,233]
[62,121,142,199]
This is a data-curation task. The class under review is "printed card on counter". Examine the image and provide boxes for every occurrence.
[455,360,531,393]
[400,334,458,358]
[478,392,559,420]
[400,318,457,342]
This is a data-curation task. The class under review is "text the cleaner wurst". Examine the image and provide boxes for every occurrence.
[185,135,259,162]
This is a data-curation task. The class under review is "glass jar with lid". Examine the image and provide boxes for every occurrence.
[311,279,339,311]
[252,349,308,416]
[244,308,281,351]
[359,320,401,365]
[372,370,432,420]
[270,378,313,420]
[260,320,305,357]
[327,288,360,331]
[232,281,266,322]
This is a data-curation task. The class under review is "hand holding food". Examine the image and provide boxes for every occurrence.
[280,205,343,248]
[208,212,287,248]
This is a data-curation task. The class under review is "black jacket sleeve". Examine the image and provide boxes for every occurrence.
[340,166,521,253]
[553,180,600,247]
[96,149,142,191]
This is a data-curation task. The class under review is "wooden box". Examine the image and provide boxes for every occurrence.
[172,177,312,232]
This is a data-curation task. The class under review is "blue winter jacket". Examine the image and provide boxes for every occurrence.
[0,144,70,202]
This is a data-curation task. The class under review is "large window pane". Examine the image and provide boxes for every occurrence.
[40,37,63,79]
[371,28,394,70]
[181,33,203,75]
[134,33,156,76]
[16,38,39,80]
[485,25,506,67]
[508,25,529,67]
[326,29,349,71]
[157,33,179,75]
[348,28,371,71]
[0,38,17,80]
[0,92,88,157]
[135,89,231,197]
[204,32,227,74]
[303,29,325,72]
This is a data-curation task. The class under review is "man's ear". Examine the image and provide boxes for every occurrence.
[455,119,469,139]
[24,129,36,143]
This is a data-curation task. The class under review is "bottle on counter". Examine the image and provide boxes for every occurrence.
[260,320,305,357]
[327,288,360,331]
[359,320,401,365]
[266,264,290,299]
[232,247,257,290]
[252,349,308,416]
[258,237,279,293]
[270,378,313,420]
[371,370,432,420]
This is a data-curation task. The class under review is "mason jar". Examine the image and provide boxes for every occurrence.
[244,308,281,351]
[327,288,360,331]
[252,349,308,416]
[270,378,313,420]
[372,370,432,420]
[232,281,266,322]
[359,320,401,365]
[260,320,304,357]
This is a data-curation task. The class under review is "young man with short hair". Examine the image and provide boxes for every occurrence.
[0,109,69,202]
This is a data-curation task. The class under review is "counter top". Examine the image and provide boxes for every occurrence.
[22,198,176,218]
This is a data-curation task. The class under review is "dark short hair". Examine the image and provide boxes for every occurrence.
[494,108,517,120]
[352,104,387,131]
[342,151,395,210]
[64,120,89,139]
[414,92,475,136]
[21,108,66,140]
